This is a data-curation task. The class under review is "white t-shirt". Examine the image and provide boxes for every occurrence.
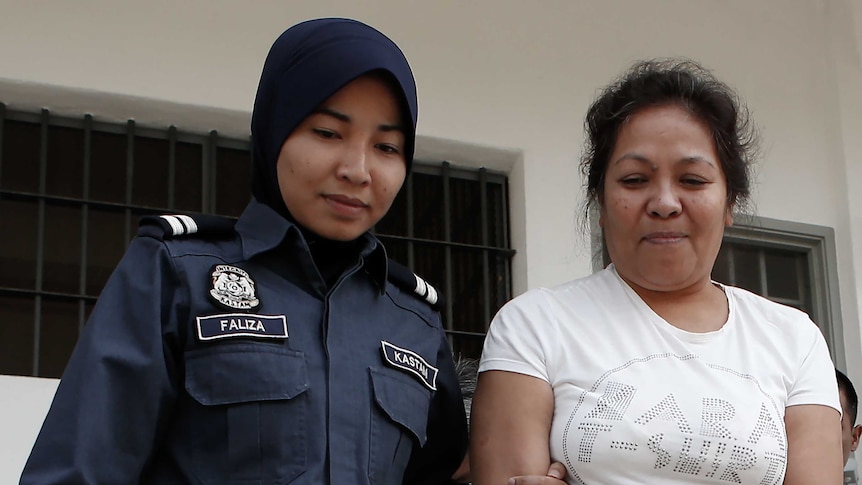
[479,265,840,485]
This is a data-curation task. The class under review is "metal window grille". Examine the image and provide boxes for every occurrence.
[376,162,513,359]
[0,107,250,378]
[0,106,512,377]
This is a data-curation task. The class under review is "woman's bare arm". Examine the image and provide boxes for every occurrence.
[470,370,556,485]
[783,404,843,484]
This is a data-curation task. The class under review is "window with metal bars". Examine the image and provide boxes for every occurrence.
[377,163,514,360]
[0,106,513,378]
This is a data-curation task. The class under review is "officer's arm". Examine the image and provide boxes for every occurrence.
[401,332,468,485]
[20,236,180,484]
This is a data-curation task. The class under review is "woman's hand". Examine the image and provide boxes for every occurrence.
[508,461,567,485]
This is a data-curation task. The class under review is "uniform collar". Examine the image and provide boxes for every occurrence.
[235,199,389,293]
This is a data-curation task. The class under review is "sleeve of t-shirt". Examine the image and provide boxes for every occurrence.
[786,318,841,414]
[478,288,554,383]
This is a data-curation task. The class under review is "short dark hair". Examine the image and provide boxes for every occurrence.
[580,58,758,214]
[837,368,858,423]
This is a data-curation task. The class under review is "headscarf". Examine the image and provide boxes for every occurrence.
[250,17,418,217]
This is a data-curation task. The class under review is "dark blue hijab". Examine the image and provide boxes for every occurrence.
[250,18,418,218]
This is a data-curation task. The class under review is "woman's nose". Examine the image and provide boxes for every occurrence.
[647,183,681,218]
[336,143,371,185]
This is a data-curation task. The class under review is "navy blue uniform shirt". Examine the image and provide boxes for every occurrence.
[20,199,467,484]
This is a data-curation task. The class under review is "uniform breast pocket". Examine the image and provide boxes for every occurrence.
[368,367,431,484]
[185,344,309,485]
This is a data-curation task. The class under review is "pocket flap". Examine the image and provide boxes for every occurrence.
[185,344,309,405]
[370,367,431,446]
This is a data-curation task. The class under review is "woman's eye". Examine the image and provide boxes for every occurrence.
[620,176,646,185]
[377,143,401,155]
[313,129,338,139]
[681,177,707,186]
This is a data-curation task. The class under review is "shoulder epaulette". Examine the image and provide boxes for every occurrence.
[138,214,237,241]
[387,259,444,311]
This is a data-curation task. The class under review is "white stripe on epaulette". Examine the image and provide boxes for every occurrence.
[413,274,438,306]
[414,277,427,298]
[176,215,198,234]
[160,215,184,236]
[425,281,438,305]
[160,215,200,236]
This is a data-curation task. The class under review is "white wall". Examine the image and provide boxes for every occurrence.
[828,0,862,388]
[0,376,58,482]
[1,0,861,480]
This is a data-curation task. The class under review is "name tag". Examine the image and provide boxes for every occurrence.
[196,313,288,341]
[380,341,438,391]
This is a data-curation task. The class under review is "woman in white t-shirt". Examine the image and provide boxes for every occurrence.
[470,59,843,485]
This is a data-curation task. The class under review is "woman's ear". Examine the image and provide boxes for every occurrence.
[852,424,862,453]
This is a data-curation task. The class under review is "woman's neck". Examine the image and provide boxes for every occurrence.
[621,275,729,333]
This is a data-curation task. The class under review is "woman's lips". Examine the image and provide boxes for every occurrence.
[643,232,686,244]
[324,194,368,216]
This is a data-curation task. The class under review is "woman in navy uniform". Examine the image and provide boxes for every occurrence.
[21,18,464,485]
[21,18,571,485]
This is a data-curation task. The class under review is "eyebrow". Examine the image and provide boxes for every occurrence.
[612,153,717,169]
[312,107,404,133]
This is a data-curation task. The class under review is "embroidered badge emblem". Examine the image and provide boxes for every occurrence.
[380,341,438,391]
[209,264,260,310]
[196,313,287,341]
